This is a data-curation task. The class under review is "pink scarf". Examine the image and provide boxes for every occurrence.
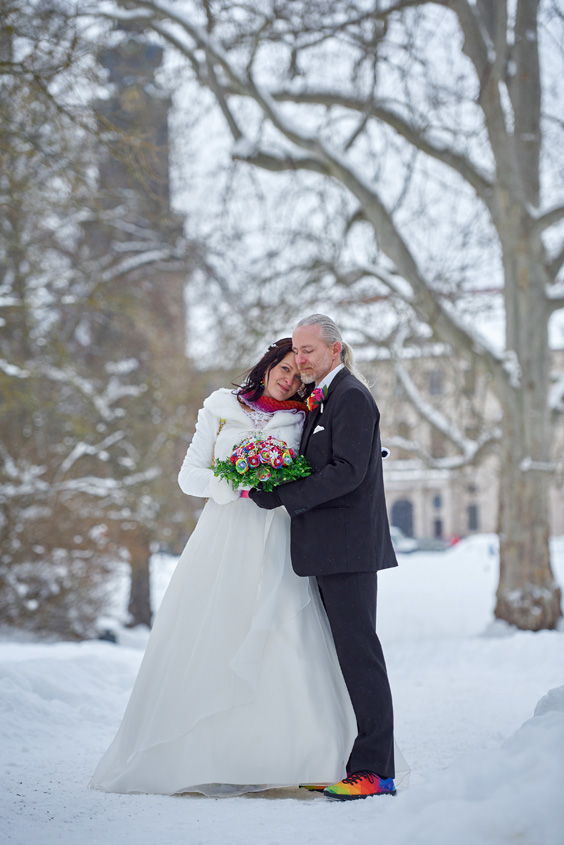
[238,390,307,414]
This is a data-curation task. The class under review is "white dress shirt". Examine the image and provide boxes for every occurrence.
[316,363,345,392]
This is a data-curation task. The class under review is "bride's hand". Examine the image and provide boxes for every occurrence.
[208,474,240,505]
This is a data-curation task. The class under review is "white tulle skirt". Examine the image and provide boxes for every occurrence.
[90,499,359,796]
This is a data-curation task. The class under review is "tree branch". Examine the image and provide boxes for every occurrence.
[451,0,519,193]
[393,358,501,464]
[107,0,519,391]
[533,203,564,236]
[546,279,564,313]
[544,234,564,284]
[249,88,494,200]
[232,142,329,175]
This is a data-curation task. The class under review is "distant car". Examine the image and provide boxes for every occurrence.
[390,525,418,554]
[413,536,450,552]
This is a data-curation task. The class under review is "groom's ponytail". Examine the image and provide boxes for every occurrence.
[296,315,369,387]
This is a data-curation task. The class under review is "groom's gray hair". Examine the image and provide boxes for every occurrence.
[295,314,368,386]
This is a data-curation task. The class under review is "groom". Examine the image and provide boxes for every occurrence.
[250,314,398,800]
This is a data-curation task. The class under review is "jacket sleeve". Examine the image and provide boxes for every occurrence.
[276,387,377,516]
[178,406,216,498]
[178,407,241,504]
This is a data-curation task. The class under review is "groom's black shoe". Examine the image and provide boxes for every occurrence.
[323,771,396,800]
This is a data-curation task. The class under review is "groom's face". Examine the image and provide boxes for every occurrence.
[293,325,341,385]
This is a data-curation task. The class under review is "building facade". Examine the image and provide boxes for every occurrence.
[371,349,564,541]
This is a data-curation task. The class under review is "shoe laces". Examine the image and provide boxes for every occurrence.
[342,770,377,785]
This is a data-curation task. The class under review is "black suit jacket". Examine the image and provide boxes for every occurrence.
[276,368,398,576]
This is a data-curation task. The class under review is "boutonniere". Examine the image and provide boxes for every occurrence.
[306,385,328,413]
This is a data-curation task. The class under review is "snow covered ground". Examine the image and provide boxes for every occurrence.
[1,534,563,845]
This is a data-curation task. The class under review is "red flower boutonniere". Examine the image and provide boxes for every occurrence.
[306,385,328,412]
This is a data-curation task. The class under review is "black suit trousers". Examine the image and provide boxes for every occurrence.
[316,571,395,779]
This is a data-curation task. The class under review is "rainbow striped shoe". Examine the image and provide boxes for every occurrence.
[323,771,396,800]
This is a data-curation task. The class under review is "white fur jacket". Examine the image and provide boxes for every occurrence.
[178,389,305,505]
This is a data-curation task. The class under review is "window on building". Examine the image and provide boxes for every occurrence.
[429,368,444,396]
[433,518,443,539]
[433,494,442,510]
[391,499,414,537]
[463,365,476,396]
[468,504,479,532]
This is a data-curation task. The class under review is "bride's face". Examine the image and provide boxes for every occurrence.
[263,352,302,401]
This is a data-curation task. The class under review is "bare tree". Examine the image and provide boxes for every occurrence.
[0,3,194,637]
[101,0,564,630]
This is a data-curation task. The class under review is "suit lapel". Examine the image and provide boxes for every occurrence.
[300,368,350,453]
[325,367,349,396]
[300,404,320,453]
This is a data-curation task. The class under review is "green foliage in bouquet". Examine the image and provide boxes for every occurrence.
[212,435,312,493]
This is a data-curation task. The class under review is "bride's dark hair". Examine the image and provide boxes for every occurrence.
[235,338,312,402]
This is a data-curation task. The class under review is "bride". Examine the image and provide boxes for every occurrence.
[90,338,358,796]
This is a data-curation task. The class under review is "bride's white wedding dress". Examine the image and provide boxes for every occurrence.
[90,389,358,796]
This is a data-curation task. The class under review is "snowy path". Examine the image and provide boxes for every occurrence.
[1,536,563,844]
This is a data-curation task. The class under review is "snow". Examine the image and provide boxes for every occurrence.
[1,535,563,844]
[502,349,521,389]
[105,359,140,375]
[232,135,258,159]
[519,457,556,473]
[0,359,30,378]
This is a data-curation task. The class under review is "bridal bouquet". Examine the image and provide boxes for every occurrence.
[212,435,312,493]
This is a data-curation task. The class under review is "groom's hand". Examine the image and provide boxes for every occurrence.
[249,487,282,510]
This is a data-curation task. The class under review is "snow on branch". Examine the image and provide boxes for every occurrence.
[0,295,23,308]
[55,466,161,497]
[0,460,49,501]
[1,470,160,502]
[104,0,532,398]
[358,264,414,302]
[1,356,145,421]
[55,432,126,478]
[232,141,329,176]
[428,298,509,384]
[0,359,30,378]
[92,3,504,380]
[501,349,522,389]
[231,89,505,376]
[105,218,168,241]
[393,357,500,466]
[262,88,494,199]
[519,457,556,473]
[99,248,179,283]
[40,366,119,421]
[102,377,148,405]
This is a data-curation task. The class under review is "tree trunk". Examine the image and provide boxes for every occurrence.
[127,525,152,628]
[495,226,562,630]
[496,424,561,630]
